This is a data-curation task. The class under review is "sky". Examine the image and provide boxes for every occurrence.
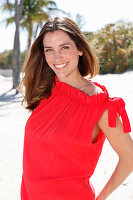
[0,0,133,52]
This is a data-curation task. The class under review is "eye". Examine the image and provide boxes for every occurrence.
[61,46,69,50]
[45,49,52,52]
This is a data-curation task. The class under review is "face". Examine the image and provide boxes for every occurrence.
[43,30,83,80]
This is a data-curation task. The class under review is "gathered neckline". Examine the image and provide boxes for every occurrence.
[54,76,109,104]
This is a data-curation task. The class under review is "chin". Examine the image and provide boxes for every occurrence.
[55,69,75,80]
[55,72,68,78]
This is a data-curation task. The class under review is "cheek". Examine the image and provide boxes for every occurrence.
[45,54,53,65]
[64,49,77,60]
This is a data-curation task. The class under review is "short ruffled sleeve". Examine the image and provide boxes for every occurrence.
[107,97,131,133]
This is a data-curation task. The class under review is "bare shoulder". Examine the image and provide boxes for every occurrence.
[83,80,104,96]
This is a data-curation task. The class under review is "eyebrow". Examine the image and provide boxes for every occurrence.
[44,43,71,48]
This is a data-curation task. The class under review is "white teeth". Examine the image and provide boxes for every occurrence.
[55,63,67,68]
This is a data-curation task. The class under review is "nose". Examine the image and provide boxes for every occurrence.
[54,50,63,63]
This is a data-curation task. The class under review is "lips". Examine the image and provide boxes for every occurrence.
[54,63,68,70]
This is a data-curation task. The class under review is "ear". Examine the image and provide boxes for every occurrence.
[78,50,83,56]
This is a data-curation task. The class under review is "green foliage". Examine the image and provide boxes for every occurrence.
[87,21,133,74]
[128,55,133,70]
[0,50,27,69]
[0,50,12,69]
[83,31,94,41]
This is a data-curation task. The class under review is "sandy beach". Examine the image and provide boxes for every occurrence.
[0,72,133,200]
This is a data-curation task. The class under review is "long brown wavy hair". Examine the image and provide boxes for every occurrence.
[19,16,99,112]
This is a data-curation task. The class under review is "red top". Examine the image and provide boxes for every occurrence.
[21,76,131,200]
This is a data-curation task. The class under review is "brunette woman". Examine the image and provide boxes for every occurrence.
[20,17,133,200]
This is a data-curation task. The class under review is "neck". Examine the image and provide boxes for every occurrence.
[57,72,88,90]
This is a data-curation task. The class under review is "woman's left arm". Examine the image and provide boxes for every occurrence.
[96,109,133,200]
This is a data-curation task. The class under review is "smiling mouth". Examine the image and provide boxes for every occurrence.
[54,63,68,70]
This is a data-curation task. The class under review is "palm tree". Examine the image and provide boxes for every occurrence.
[2,0,66,48]
[21,0,57,48]
[1,0,66,91]
[12,0,24,91]
[2,0,24,91]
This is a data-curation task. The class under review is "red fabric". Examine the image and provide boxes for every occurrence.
[21,76,131,200]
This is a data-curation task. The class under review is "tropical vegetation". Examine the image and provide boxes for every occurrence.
[1,20,133,74]
[84,21,133,73]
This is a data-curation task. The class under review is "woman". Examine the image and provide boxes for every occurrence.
[20,16,133,200]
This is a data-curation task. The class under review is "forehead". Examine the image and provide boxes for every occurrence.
[43,30,75,46]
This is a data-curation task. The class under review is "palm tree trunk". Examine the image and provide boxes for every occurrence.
[12,0,23,92]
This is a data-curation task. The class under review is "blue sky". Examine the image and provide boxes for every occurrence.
[0,0,133,52]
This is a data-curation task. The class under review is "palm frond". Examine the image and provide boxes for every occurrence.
[6,16,15,26]
[1,2,14,13]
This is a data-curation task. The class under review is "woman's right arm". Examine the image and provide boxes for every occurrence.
[96,110,133,200]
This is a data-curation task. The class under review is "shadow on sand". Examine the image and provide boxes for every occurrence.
[0,88,22,107]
